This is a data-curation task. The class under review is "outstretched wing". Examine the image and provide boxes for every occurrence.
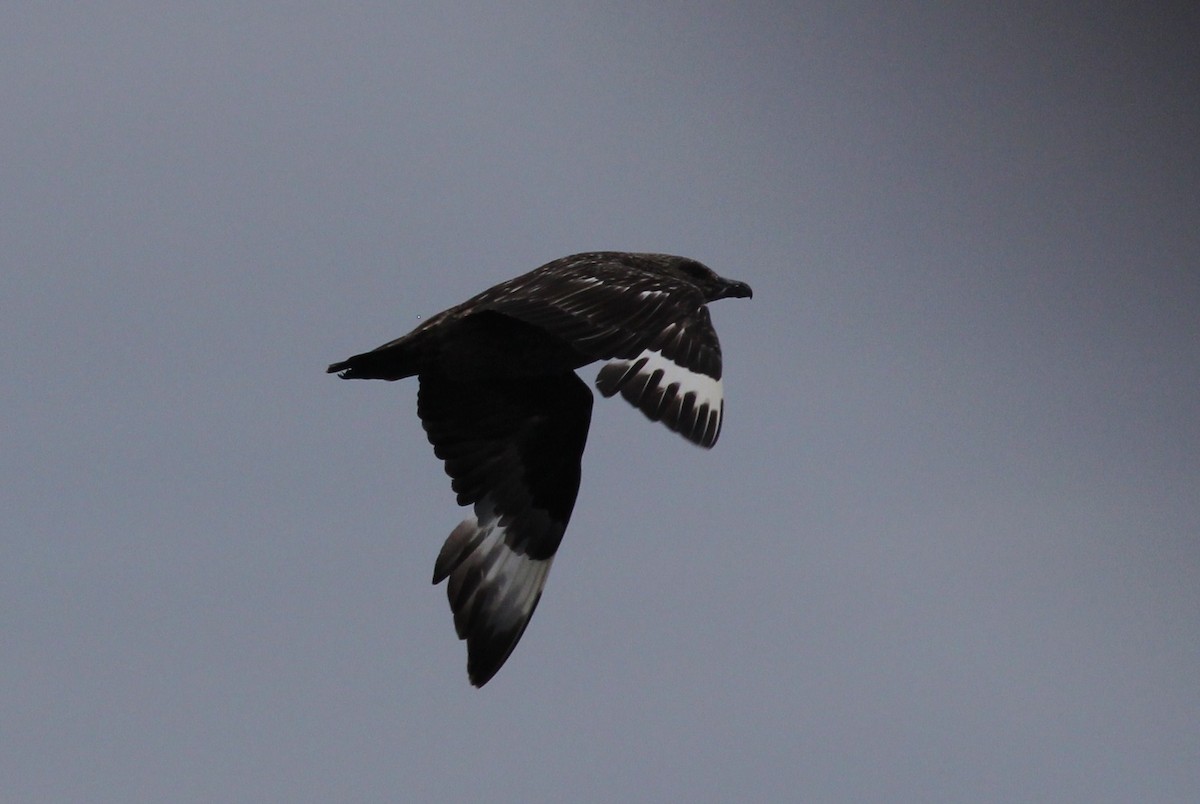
[594,318,725,448]
[417,371,593,687]
[471,254,727,447]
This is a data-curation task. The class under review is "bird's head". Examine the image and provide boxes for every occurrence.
[642,254,754,302]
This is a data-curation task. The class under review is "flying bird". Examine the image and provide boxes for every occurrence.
[327,251,752,686]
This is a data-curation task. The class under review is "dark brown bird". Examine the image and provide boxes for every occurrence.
[327,252,752,686]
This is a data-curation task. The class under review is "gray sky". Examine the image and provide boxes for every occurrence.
[4,3,1198,801]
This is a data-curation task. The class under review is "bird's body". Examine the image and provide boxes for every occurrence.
[328,252,751,686]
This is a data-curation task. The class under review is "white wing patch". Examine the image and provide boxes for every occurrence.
[433,498,553,686]
[595,347,724,448]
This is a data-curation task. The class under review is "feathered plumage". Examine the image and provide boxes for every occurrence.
[328,251,751,686]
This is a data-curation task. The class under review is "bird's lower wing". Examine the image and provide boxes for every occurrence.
[417,371,593,686]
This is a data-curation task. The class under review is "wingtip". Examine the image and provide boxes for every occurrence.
[433,510,553,688]
[468,665,497,688]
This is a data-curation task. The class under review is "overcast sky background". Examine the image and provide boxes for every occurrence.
[4,3,1198,802]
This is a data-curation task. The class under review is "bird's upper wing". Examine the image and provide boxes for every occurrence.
[468,259,716,363]
[417,370,593,687]
[469,258,727,447]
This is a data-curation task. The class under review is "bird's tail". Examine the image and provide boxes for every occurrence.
[326,338,421,380]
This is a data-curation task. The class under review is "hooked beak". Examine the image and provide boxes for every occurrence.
[718,278,753,300]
